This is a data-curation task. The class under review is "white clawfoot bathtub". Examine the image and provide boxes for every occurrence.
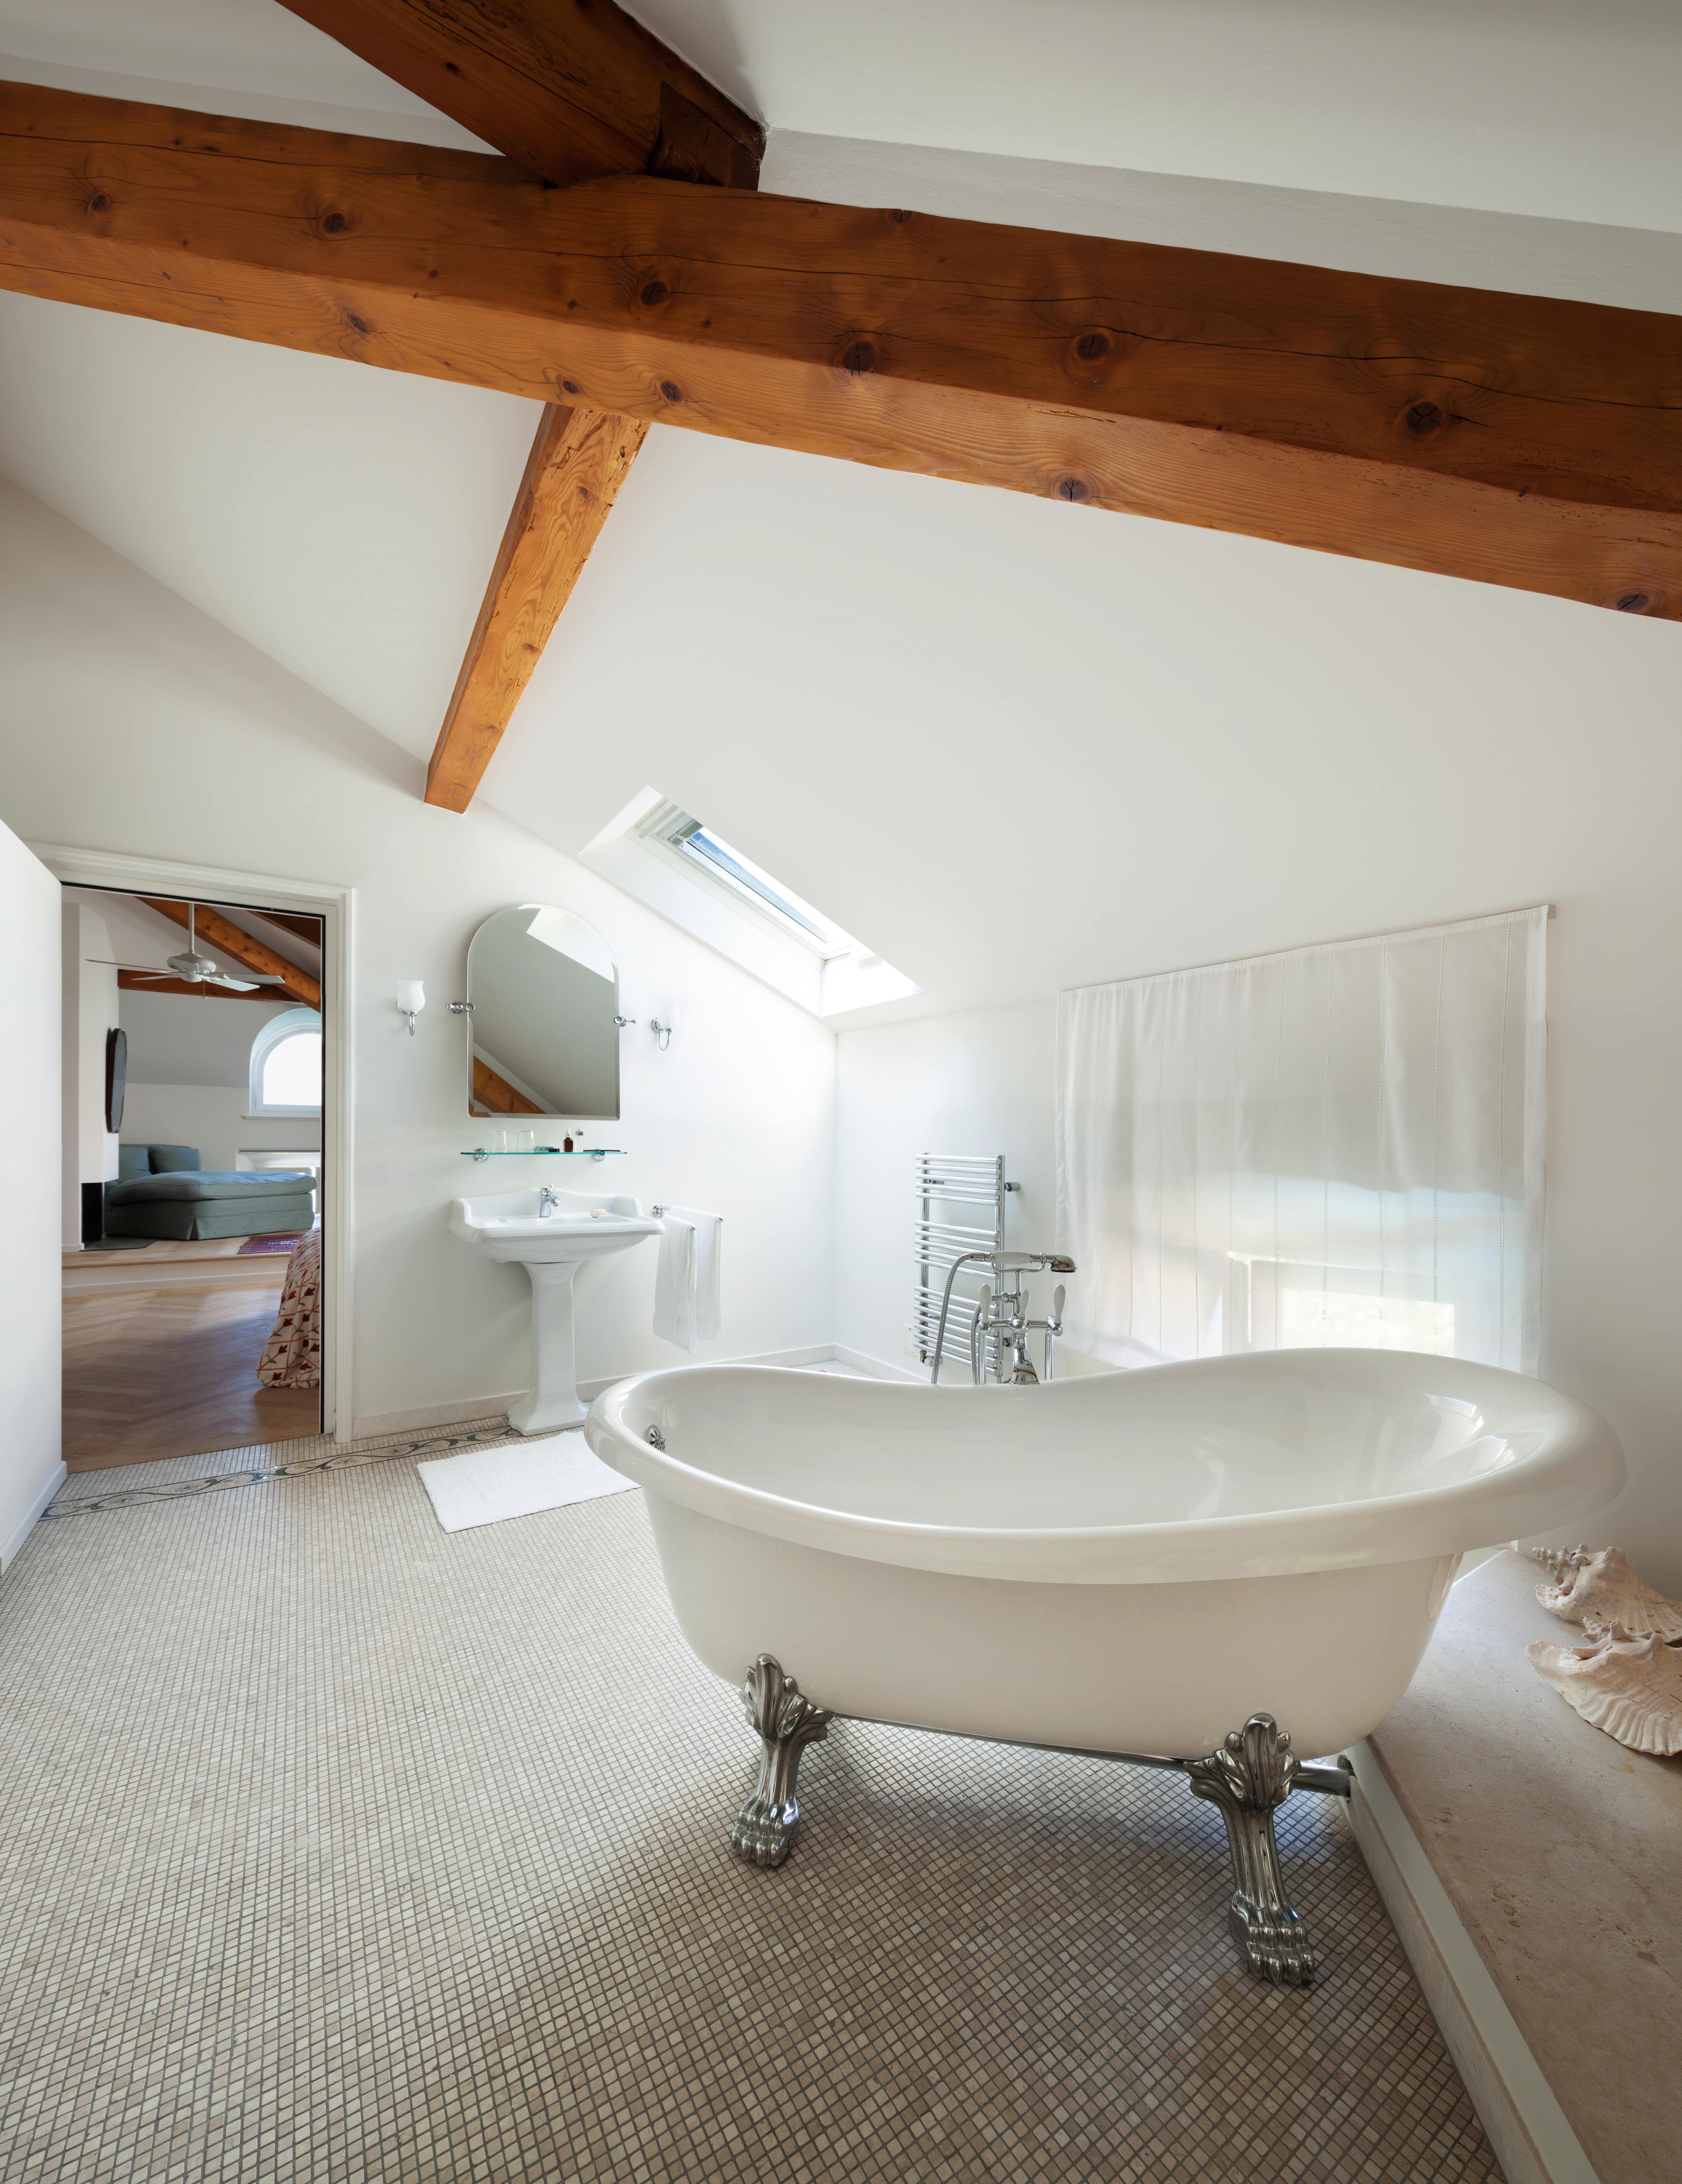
[585,1349,1621,1983]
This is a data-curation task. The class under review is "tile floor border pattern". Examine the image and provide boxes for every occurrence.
[43,1416,517,1516]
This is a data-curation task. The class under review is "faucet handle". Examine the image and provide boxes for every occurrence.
[976,1282,992,1324]
[1051,1284,1066,1329]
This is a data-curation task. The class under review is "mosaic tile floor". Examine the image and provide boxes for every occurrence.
[0,1432,1502,2182]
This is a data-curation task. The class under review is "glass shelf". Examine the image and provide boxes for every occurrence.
[463,1147,626,1163]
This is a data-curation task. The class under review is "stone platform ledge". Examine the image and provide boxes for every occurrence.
[1349,1548,1680,2184]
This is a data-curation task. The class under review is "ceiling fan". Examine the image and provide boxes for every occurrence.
[89,904,288,993]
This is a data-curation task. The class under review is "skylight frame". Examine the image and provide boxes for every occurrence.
[582,787,920,1017]
[639,804,854,960]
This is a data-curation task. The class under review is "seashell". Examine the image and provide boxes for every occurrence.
[1526,1619,1682,1757]
[1527,1543,1587,1582]
[1527,1545,1682,1639]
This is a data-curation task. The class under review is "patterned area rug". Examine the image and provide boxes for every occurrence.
[2,1435,1503,2183]
[237,1230,309,1255]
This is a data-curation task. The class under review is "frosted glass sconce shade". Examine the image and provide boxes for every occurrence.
[397,980,426,1036]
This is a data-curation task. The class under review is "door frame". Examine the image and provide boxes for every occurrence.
[35,841,355,1441]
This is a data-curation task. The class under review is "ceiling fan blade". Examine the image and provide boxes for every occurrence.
[86,959,171,972]
[209,976,261,991]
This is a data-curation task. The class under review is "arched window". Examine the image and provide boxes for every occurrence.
[250,1008,323,1118]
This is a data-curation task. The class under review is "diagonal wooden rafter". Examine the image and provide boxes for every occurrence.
[272,4,763,809]
[471,1056,544,1116]
[250,911,324,946]
[275,0,763,191]
[141,899,323,1009]
[426,401,649,809]
[2,82,1680,625]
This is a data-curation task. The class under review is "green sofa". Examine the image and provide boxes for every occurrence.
[107,1144,317,1242]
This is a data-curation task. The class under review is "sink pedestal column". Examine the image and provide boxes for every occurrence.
[510,1261,588,1434]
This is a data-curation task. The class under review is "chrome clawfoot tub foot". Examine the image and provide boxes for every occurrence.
[731,1655,832,1868]
[1185,1714,1319,1986]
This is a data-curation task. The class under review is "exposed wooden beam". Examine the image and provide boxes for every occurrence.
[4,84,1681,618]
[117,972,268,1001]
[141,899,322,1009]
[427,401,649,809]
[275,0,762,190]
[282,9,755,811]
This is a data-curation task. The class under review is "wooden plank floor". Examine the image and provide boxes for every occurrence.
[64,1237,259,1266]
[63,1281,320,1471]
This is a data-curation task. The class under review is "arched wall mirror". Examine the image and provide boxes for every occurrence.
[465,905,620,1120]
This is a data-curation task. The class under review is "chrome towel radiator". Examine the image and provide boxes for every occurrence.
[913,1154,1015,1378]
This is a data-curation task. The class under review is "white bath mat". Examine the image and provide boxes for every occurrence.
[417,1429,635,1534]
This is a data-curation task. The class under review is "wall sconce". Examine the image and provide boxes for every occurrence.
[650,1012,677,1052]
[396,980,426,1037]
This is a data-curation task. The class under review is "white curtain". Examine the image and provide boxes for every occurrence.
[1055,908,1547,1373]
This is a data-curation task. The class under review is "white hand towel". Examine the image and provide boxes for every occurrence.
[653,1215,697,1349]
[654,1205,723,1346]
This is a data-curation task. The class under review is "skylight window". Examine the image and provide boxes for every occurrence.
[581,789,920,1019]
[646,809,841,950]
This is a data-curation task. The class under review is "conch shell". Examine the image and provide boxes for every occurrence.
[1526,1618,1682,1757]
[1528,1546,1682,1639]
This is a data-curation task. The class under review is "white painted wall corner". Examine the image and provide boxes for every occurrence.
[833,1344,923,1383]
[0,1457,67,1574]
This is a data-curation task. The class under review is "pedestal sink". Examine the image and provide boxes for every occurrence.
[449,1187,662,1433]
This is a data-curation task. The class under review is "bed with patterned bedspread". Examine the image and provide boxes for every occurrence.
[257,1230,322,1389]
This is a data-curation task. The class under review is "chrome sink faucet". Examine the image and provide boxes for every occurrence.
[538,1185,560,1218]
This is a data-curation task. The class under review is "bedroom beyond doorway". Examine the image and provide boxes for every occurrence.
[60,886,325,1470]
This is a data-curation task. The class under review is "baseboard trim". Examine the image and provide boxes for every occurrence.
[349,1393,523,1442]
[1,1456,68,1571]
[1343,1741,1599,2184]
[833,1344,923,1383]
[576,1344,854,1403]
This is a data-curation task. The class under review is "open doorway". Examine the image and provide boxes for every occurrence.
[61,887,326,1470]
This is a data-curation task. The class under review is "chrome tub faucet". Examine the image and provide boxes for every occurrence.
[930,1250,1075,1386]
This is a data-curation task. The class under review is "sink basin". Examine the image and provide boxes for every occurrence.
[451,1187,662,1263]
[449,1188,662,1432]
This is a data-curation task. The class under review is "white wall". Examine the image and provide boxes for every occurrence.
[0,814,64,1565]
[59,900,119,1243]
[59,901,78,1248]
[116,981,293,1086]
[0,479,837,1438]
[78,912,118,1184]
[836,1001,1060,1376]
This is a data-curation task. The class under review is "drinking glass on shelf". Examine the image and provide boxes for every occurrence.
[518,1127,535,1153]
